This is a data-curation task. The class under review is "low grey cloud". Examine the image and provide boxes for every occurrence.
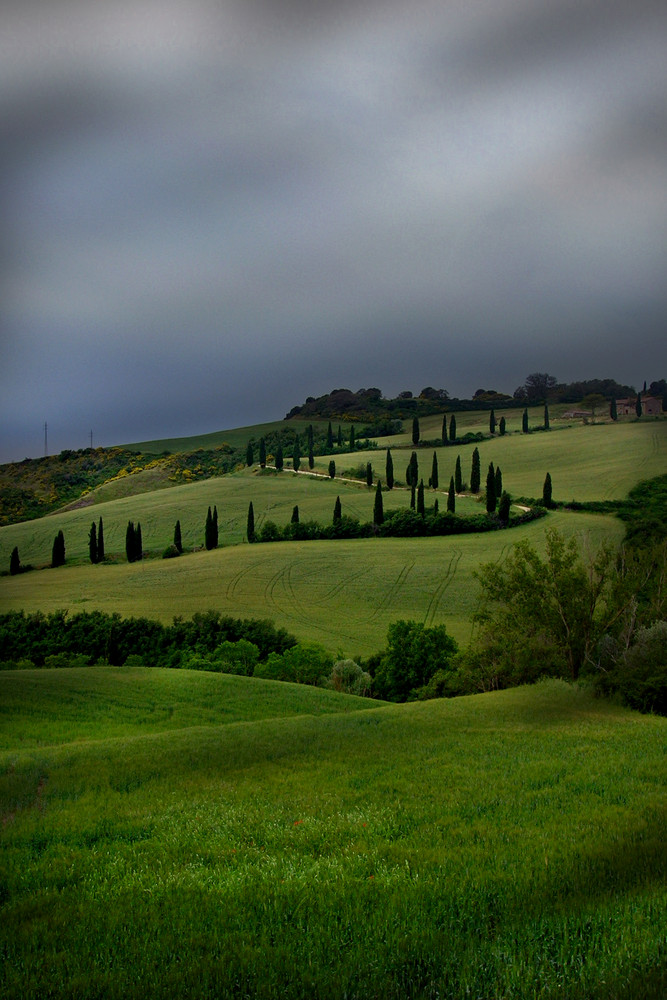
[1,0,666,461]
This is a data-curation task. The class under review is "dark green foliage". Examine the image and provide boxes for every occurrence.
[307,424,314,450]
[410,484,416,509]
[470,447,481,493]
[489,408,496,434]
[337,425,343,447]
[366,462,373,488]
[349,425,355,450]
[247,502,255,542]
[373,480,384,525]
[51,530,65,568]
[275,442,284,471]
[204,507,214,550]
[636,391,642,417]
[499,415,506,435]
[417,479,425,517]
[386,448,394,489]
[89,521,98,564]
[406,451,419,488]
[486,463,497,513]
[498,490,511,524]
[308,440,314,469]
[246,442,253,467]
[412,416,420,446]
[125,521,141,563]
[449,414,456,442]
[442,413,448,444]
[212,507,218,548]
[328,460,336,479]
[522,408,529,433]
[495,466,502,498]
[594,621,667,714]
[292,435,301,472]
[544,403,550,430]
[430,451,438,490]
[97,517,105,561]
[162,544,180,559]
[174,519,183,553]
[373,620,458,701]
[326,421,333,449]
[333,496,342,523]
[610,397,618,420]
[259,438,267,468]
[433,497,439,516]
[447,476,455,513]
[291,505,299,524]
[136,523,142,560]
[455,454,462,493]
[543,472,553,508]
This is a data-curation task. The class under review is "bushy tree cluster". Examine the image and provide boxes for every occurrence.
[125,521,142,562]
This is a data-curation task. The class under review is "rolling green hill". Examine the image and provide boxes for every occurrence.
[1,676,664,999]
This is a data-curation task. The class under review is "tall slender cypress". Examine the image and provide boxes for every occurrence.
[308,440,314,469]
[246,442,254,466]
[485,462,497,513]
[212,506,218,548]
[333,496,342,523]
[442,413,448,444]
[522,408,529,433]
[328,460,336,479]
[407,451,419,488]
[495,466,502,499]
[499,416,506,436]
[470,447,481,493]
[292,435,301,472]
[97,517,105,561]
[543,472,553,508]
[205,507,214,550]
[89,521,98,564]
[135,523,142,561]
[610,397,618,421]
[247,502,255,542]
[543,403,550,430]
[373,479,384,525]
[51,530,65,568]
[430,451,438,490]
[386,448,394,489]
[455,454,462,493]
[349,425,355,450]
[275,442,284,471]
[366,462,373,488]
[412,416,420,446]
[126,521,136,562]
[489,408,496,434]
[447,476,456,513]
[174,520,183,553]
[326,422,333,449]
[410,484,416,509]
[498,491,511,524]
[449,414,457,443]
[259,438,266,468]
[417,479,425,517]
[291,505,299,524]
[337,425,343,447]
[9,546,20,575]
[635,392,642,417]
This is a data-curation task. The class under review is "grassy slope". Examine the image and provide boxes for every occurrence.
[1,678,665,998]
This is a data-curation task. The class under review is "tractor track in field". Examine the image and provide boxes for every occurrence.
[368,561,415,621]
[423,550,462,627]
[318,567,370,604]
[226,556,272,601]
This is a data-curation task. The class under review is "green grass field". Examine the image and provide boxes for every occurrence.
[1,674,665,999]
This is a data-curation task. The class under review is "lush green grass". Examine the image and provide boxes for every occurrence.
[0,667,378,750]
[1,677,664,999]
[124,418,328,455]
[0,511,623,654]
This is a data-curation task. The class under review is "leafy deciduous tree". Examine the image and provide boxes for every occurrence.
[374,620,458,701]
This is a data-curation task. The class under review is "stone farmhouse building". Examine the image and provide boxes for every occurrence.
[615,396,662,416]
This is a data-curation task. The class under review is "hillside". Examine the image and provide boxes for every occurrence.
[1,676,664,999]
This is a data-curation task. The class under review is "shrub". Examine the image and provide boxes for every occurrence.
[162,544,181,559]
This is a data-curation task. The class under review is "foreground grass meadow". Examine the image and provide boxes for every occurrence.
[1,673,665,999]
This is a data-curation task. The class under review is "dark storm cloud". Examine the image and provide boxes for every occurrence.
[1,0,666,462]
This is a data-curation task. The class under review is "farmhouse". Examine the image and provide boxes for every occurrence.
[615,396,662,416]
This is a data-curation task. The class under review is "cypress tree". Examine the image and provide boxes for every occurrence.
[522,408,529,433]
[544,403,550,430]
[307,424,314,450]
[447,476,456,513]
[326,422,333,449]
[97,517,105,561]
[212,506,218,548]
[373,479,384,525]
[308,440,314,470]
[275,442,284,471]
[442,413,448,444]
[410,484,416,510]
[205,507,214,550]
[430,451,438,490]
[366,462,373,488]
[449,414,456,443]
[495,466,502,499]
[9,546,20,575]
[455,454,462,493]
[499,416,506,436]
[337,425,343,447]
[407,451,419,488]
[328,460,336,479]
[412,416,420,446]
[333,496,342,523]
[52,531,65,568]
[89,521,98,564]
[417,479,425,517]
[292,435,301,472]
[259,438,266,468]
[610,397,618,421]
[247,502,255,542]
[489,408,496,434]
[433,498,439,516]
[636,392,642,417]
[135,523,142,560]
[126,521,136,562]
[349,425,355,450]
[386,448,394,489]
[543,472,553,508]
[291,505,299,524]
[486,462,497,513]
[470,447,481,493]
[246,442,253,467]
[498,491,511,524]
[174,520,183,553]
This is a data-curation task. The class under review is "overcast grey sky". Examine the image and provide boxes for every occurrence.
[1,0,666,462]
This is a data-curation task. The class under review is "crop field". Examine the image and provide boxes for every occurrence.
[0,510,623,654]
[1,675,665,999]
